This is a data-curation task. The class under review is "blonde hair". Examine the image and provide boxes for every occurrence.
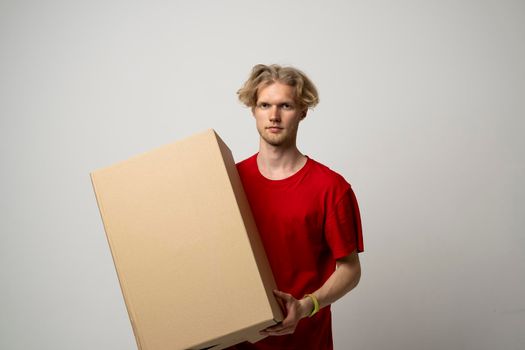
[237,64,319,111]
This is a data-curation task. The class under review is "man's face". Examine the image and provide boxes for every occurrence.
[252,82,305,148]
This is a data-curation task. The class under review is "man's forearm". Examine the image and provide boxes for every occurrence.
[299,251,361,315]
[263,251,362,335]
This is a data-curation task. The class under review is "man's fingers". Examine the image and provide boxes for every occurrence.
[263,326,295,336]
[273,290,292,313]
[273,289,292,301]
[259,324,284,336]
[264,316,293,332]
[261,291,301,337]
[260,313,295,335]
[262,323,284,333]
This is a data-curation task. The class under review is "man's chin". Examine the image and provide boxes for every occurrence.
[263,137,291,148]
[260,133,282,145]
[258,129,294,147]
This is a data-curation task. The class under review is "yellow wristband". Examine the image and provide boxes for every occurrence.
[304,293,320,317]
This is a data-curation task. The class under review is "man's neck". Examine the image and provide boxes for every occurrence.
[256,140,307,180]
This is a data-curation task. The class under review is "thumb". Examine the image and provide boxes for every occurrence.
[273,290,293,301]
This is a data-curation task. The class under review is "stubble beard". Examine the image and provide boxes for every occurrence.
[258,127,296,148]
[261,133,285,147]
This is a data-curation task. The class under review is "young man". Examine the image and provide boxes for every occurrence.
[231,64,364,350]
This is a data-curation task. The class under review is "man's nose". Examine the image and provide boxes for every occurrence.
[269,106,281,121]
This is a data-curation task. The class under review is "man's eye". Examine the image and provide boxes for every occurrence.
[260,103,269,108]
[282,104,293,109]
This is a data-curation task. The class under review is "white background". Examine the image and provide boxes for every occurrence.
[1,0,524,349]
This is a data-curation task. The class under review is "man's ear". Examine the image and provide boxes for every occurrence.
[300,109,308,120]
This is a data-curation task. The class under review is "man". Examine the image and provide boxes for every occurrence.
[231,64,364,350]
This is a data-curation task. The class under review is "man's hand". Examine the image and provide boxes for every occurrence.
[259,290,313,336]
[259,251,361,337]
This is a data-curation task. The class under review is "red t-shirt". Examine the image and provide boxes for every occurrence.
[230,153,364,350]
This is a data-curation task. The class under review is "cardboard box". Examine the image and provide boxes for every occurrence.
[91,129,283,350]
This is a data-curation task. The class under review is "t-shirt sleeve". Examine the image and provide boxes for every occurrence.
[324,186,364,259]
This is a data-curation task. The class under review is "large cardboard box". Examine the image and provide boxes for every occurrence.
[91,129,283,350]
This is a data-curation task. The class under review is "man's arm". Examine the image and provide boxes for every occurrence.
[260,250,361,336]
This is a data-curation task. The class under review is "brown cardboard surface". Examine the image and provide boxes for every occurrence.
[91,129,283,350]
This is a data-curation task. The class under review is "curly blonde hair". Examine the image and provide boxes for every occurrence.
[237,64,319,112]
